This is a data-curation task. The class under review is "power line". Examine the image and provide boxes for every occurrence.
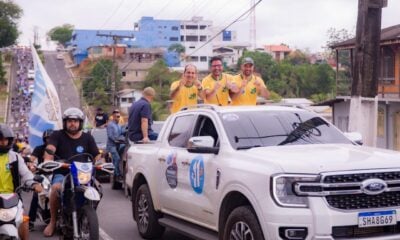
[99,0,126,30]
[114,1,144,29]
[184,0,262,59]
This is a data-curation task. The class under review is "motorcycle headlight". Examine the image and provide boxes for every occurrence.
[78,172,91,185]
[0,207,18,222]
[271,174,318,208]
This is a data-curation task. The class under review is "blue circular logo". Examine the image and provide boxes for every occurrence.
[76,146,84,153]
[189,156,204,194]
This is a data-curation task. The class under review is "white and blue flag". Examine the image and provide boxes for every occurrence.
[29,46,62,148]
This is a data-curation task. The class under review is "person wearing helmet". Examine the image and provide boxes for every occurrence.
[0,123,43,240]
[43,107,100,237]
[27,128,53,231]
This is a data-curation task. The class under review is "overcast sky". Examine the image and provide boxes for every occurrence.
[13,0,400,52]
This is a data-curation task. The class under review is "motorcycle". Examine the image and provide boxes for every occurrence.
[0,178,40,239]
[32,170,52,225]
[38,154,114,240]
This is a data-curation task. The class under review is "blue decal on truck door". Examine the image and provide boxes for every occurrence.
[165,152,178,188]
[190,156,204,194]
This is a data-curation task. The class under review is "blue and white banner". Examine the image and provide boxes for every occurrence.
[29,46,62,148]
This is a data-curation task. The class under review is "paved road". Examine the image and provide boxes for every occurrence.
[27,183,192,240]
[43,51,80,112]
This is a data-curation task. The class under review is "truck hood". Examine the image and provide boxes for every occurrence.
[245,144,400,174]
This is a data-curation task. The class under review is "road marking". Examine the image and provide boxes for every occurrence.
[100,227,114,240]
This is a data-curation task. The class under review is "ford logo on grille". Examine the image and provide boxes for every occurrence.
[361,179,387,195]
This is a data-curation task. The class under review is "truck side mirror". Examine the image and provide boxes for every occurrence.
[187,136,219,154]
[344,132,363,145]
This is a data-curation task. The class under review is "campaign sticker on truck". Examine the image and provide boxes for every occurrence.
[165,152,178,188]
[190,156,205,194]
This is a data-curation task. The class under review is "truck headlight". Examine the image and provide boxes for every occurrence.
[271,174,318,208]
[0,207,18,222]
[78,172,91,184]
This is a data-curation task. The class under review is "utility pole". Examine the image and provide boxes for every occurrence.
[348,0,387,146]
[96,32,134,106]
[249,0,256,50]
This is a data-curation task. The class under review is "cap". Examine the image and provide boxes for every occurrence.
[97,107,103,111]
[242,57,254,65]
[112,109,120,114]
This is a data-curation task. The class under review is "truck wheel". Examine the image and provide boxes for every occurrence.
[223,206,264,240]
[134,184,165,239]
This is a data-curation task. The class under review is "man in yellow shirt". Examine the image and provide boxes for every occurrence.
[170,64,204,113]
[202,56,238,106]
[230,57,270,105]
[0,124,42,240]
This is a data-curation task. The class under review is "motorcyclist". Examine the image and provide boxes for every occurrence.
[42,107,100,237]
[28,129,53,231]
[106,109,125,180]
[0,123,42,240]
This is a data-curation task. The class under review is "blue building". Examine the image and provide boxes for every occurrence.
[69,17,181,66]
[134,16,181,48]
[69,29,134,65]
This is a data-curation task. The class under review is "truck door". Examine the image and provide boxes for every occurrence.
[157,114,196,215]
[179,114,221,226]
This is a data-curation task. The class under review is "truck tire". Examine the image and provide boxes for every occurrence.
[134,184,165,239]
[223,205,264,240]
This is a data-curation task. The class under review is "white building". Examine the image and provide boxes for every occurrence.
[180,16,213,71]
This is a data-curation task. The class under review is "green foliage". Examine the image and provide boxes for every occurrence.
[284,50,310,65]
[48,24,74,46]
[168,43,185,54]
[0,52,5,85]
[82,59,121,106]
[143,60,180,120]
[238,50,335,101]
[0,0,22,48]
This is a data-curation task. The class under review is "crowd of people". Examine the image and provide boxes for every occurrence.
[11,47,34,138]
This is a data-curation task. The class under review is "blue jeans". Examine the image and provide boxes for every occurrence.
[107,146,121,177]
[149,131,158,140]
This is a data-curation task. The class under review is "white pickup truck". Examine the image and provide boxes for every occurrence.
[125,105,400,240]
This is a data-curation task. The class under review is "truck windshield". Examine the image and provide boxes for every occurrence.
[221,110,352,150]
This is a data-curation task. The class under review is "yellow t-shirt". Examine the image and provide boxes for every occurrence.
[230,74,266,105]
[201,73,233,106]
[170,81,199,113]
[0,154,13,194]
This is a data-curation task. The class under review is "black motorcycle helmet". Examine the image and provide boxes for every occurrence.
[0,124,15,154]
[42,129,54,142]
[62,107,85,131]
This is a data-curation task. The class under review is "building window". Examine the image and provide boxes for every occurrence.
[189,46,195,49]
[181,25,184,29]
[122,71,126,77]
[180,36,184,41]
[190,56,199,62]
[169,37,179,41]
[186,36,198,41]
[172,26,179,31]
[135,71,138,77]
[200,56,207,62]
[380,46,395,84]
[199,25,206,29]
[186,25,198,30]
[200,36,207,42]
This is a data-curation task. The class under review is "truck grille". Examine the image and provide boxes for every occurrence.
[326,192,400,210]
[294,170,400,210]
[323,171,400,183]
[332,222,400,238]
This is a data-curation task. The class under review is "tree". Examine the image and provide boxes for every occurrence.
[48,24,74,46]
[285,50,310,65]
[82,59,121,106]
[168,43,185,54]
[0,53,6,85]
[0,0,22,48]
[142,59,180,120]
